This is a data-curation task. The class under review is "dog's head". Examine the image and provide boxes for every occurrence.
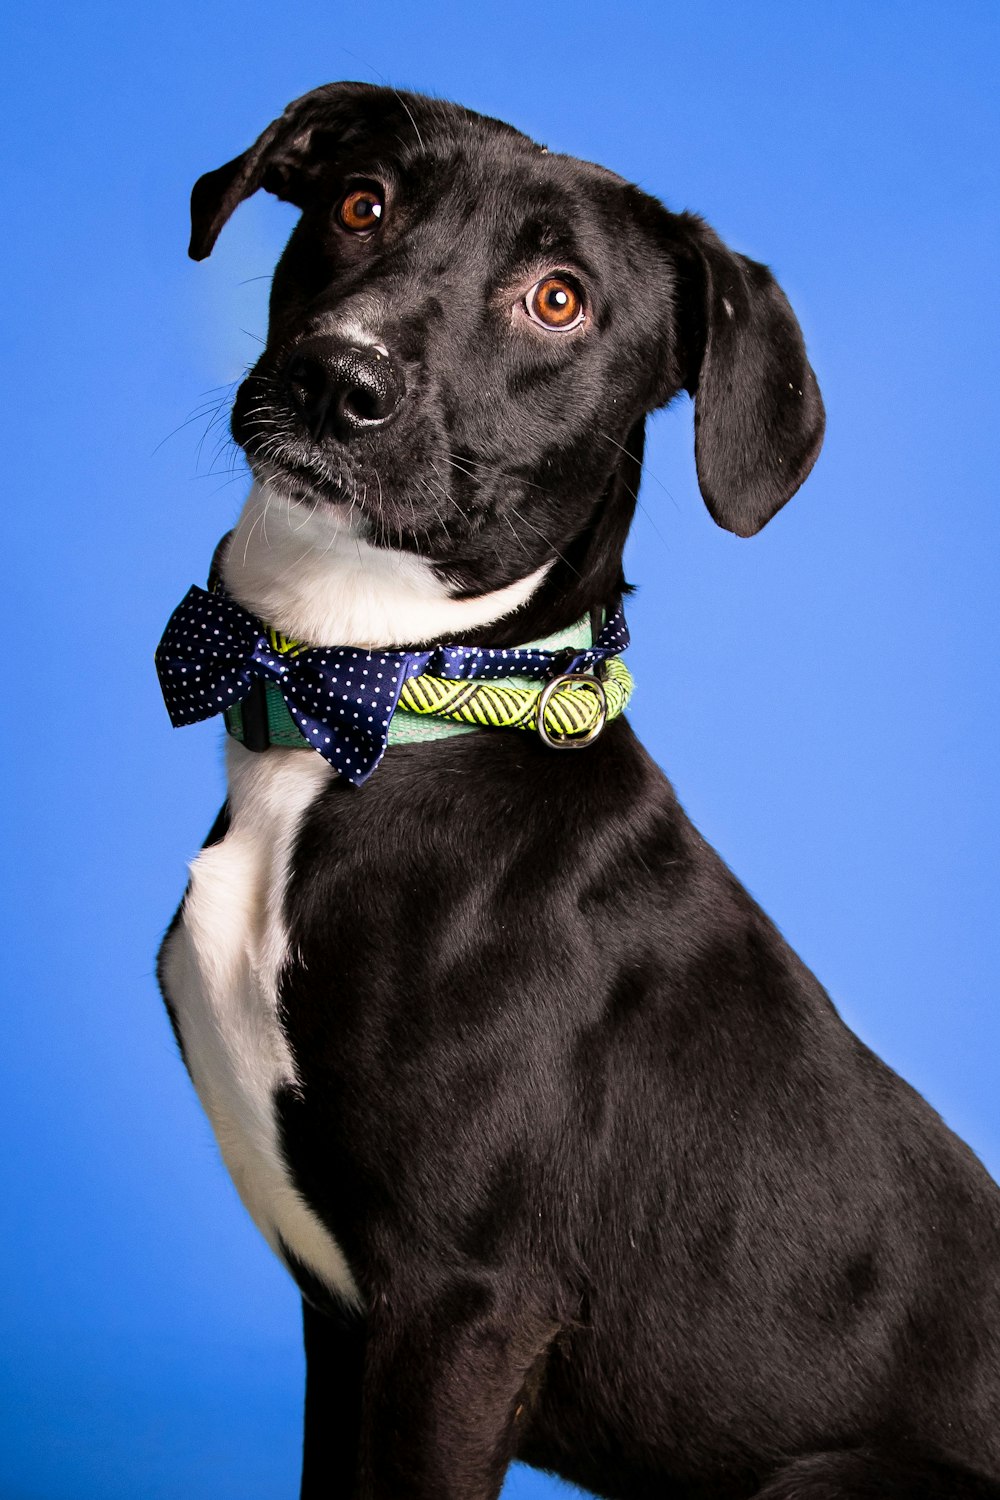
[192,83,823,640]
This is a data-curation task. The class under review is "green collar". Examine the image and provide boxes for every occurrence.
[224,611,634,754]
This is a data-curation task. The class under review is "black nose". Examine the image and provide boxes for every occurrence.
[283,337,403,441]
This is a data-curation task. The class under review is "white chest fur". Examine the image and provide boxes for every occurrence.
[161,477,547,1309]
[223,480,551,647]
[159,740,363,1309]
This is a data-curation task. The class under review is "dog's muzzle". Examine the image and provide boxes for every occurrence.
[284,336,404,442]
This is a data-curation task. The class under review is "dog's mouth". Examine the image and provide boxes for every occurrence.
[233,385,466,556]
[244,442,352,508]
[239,431,422,552]
[230,349,582,592]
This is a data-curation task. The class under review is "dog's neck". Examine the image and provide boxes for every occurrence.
[222,482,555,649]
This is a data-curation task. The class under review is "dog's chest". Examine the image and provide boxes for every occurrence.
[159,742,361,1308]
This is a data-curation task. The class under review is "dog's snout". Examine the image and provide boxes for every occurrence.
[284,337,403,441]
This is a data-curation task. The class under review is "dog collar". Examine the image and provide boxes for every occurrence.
[155,572,632,786]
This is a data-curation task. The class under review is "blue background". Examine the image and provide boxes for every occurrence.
[3,2,998,1495]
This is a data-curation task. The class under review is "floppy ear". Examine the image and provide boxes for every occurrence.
[188,81,379,262]
[675,215,825,537]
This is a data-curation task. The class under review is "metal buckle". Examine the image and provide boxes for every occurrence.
[536,672,608,750]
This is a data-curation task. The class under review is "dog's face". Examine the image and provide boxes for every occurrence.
[192,83,824,619]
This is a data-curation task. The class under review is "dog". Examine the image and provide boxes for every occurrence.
[157,83,1000,1499]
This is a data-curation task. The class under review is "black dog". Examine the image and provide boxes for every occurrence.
[158,83,1000,1499]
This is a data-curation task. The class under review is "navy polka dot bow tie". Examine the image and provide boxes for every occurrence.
[155,584,630,786]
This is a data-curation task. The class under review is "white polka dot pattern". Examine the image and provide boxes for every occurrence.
[155,585,630,787]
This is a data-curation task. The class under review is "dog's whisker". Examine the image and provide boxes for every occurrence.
[444,451,552,495]
[392,91,424,153]
[502,511,532,558]
[597,429,680,513]
[190,464,249,484]
[240,504,266,565]
[405,484,421,556]
[413,477,448,540]
[506,504,579,577]
[426,460,472,524]
[153,401,231,455]
[196,411,238,470]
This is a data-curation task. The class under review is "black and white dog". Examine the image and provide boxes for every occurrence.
[158,83,1000,1499]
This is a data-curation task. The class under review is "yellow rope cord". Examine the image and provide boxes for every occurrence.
[397,655,633,739]
[246,622,633,745]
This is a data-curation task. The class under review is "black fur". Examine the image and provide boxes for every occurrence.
[164,84,1000,1498]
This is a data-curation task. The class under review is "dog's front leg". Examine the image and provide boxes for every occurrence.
[300,1298,367,1499]
[356,1281,554,1500]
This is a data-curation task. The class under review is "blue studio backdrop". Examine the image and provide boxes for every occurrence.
[3,3,998,1496]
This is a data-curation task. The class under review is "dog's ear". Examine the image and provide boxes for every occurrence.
[189,82,376,262]
[673,215,825,537]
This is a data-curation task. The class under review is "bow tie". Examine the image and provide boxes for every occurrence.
[155,584,630,786]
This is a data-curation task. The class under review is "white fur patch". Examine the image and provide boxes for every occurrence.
[160,742,362,1308]
[223,480,551,647]
[164,477,550,1311]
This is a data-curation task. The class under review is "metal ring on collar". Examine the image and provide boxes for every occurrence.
[536,672,608,749]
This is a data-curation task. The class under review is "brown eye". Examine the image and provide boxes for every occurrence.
[338,187,384,233]
[527,275,585,330]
